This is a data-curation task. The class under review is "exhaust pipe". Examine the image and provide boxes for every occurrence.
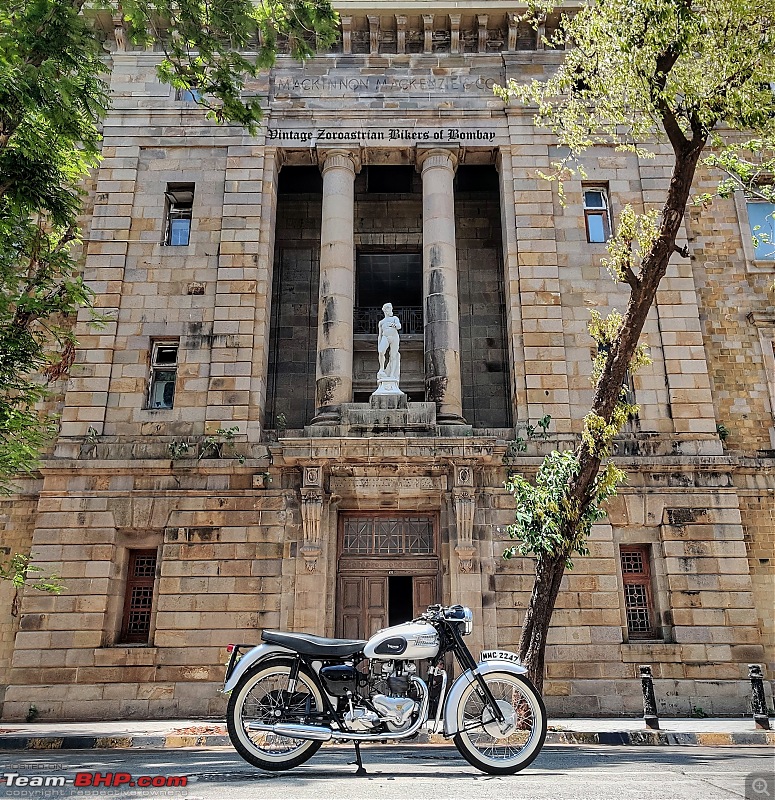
[247,676,430,744]
[248,722,333,741]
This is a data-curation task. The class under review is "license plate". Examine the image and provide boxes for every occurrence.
[480,649,521,664]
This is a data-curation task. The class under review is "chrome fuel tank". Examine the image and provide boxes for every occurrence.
[363,621,440,660]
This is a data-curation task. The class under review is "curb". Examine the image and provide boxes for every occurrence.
[545,730,775,746]
[0,729,772,751]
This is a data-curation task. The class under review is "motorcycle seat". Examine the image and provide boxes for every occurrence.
[261,630,367,658]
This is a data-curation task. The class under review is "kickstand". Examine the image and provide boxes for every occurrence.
[349,741,367,776]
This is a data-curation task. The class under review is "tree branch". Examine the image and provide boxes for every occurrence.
[672,243,690,258]
[621,262,641,290]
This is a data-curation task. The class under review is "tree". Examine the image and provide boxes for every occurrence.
[0,0,338,494]
[0,553,63,616]
[496,0,775,693]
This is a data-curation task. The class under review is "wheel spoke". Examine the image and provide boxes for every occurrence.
[457,675,543,769]
[238,668,320,756]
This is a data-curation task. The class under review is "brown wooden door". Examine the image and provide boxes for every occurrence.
[337,575,388,639]
[336,514,440,641]
[336,574,438,640]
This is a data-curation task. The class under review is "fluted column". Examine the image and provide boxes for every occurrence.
[418,147,465,424]
[312,148,360,424]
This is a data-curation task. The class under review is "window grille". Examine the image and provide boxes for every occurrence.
[583,186,612,243]
[620,545,657,639]
[342,516,435,555]
[147,341,178,409]
[120,549,158,644]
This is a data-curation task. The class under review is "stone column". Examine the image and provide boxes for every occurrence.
[312,148,360,424]
[418,147,465,424]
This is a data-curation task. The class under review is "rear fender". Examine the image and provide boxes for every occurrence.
[222,643,294,693]
[442,660,529,736]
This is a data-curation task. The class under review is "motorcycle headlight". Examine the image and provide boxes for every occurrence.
[461,606,473,636]
[444,605,474,636]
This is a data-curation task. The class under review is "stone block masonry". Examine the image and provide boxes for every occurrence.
[1,17,773,719]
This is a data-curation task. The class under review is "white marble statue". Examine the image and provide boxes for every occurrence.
[377,302,402,386]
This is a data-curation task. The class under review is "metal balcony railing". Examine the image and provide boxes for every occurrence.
[354,306,423,335]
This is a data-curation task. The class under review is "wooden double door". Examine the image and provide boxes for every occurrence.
[335,514,440,641]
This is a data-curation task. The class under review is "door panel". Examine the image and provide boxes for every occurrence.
[339,577,364,640]
[366,577,388,637]
[413,576,437,618]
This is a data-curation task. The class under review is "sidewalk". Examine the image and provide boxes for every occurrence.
[0,717,772,751]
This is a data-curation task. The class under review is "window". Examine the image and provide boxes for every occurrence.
[341,516,435,555]
[119,549,158,644]
[175,87,201,103]
[355,252,423,334]
[583,186,611,243]
[620,545,657,639]
[163,183,194,246]
[746,200,775,260]
[147,341,178,409]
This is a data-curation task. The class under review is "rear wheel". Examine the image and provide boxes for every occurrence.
[226,661,324,771]
[453,672,546,775]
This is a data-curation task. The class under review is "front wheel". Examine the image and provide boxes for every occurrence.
[226,660,324,771]
[453,672,546,775]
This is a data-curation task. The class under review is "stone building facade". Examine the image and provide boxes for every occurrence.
[1,1,773,720]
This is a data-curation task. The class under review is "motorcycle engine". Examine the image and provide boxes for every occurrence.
[336,659,421,734]
[367,660,419,732]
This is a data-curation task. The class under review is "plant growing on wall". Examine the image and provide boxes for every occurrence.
[0,553,63,616]
[0,0,338,493]
[497,0,775,693]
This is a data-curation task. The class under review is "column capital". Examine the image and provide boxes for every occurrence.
[416,146,459,173]
[318,147,361,175]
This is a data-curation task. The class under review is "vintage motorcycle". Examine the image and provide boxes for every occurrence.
[223,604,546,775]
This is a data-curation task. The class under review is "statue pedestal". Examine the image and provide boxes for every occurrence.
[370,378,407,410]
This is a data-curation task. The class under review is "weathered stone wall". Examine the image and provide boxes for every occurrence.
[456,192,511,428]
[3,465,291,720]
[489,462,765,715]
[0,482,40,716]
[266,192,322,429]
[1,31,772,720]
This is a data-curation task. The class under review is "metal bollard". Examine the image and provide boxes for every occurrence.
[748,664,771,730]
[639,665,660,730]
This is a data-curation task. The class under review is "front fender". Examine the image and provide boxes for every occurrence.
[222,643,294,693]
[442,660,529,736]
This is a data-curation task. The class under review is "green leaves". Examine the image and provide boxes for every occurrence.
[0,552,62,592]
[497,0,775,185]
[0,0,338,491]
[504,449,625,570]
[123,0,339,133]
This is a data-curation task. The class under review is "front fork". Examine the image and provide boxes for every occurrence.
[451,627,506,724]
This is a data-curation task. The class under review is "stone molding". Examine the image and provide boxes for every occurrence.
[452,462,476,573]
[318,147,361,175]
[453,489,476,573]
[299,465,324,572]
[417,146,459,173]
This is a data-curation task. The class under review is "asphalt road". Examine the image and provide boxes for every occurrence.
[0,745,772,800]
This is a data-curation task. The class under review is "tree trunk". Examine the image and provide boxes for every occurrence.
[518,138,707,695]
[518,551,568,694]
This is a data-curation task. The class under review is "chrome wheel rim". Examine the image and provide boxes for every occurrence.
[236,667,320,759]
[459,677,539,765]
